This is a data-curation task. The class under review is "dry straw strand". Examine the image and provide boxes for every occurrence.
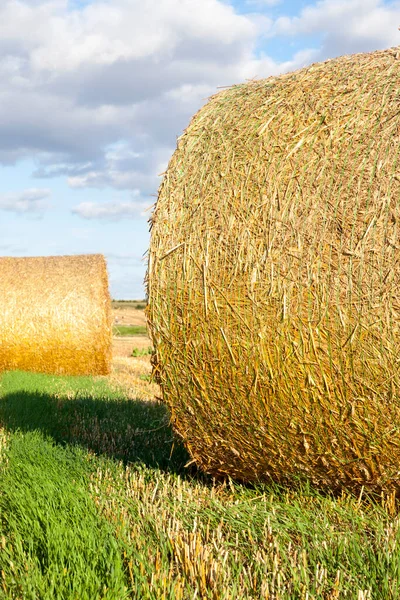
[147,46,400,495]
[0,254,112,376]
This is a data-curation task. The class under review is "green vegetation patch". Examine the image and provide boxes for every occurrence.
[0,431,128,599]
[131,346,153,357]
[0,371,188,599]
[113,325,148,336]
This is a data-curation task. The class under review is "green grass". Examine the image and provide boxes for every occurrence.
[113,325,148,336]
[0,431,128,599]
[132,347,153,357]
[1,371,400,598]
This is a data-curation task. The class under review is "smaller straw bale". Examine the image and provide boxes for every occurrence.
[0,254,112,376]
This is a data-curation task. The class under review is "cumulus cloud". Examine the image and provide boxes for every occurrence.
[0,0,397,207]
[0,188,51,214]
[71,194,151,221]
[1,0,398,297]
[0,0,258,163]
[63,142,171,193]
[273,0,400,58]
[28,0,255,72]
[0,0,307,200]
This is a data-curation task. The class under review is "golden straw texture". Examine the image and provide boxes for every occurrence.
[148,46,400,494]
[0,254,112,376]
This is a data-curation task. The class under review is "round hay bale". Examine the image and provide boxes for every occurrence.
[0,254,112,376]
[147,46,400,494]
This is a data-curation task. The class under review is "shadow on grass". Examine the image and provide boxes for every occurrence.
[0,389,190,474]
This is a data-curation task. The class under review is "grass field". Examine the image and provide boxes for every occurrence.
[113,325,148,336]
[1,370,400,599]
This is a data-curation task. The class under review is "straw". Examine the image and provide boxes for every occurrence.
[147,46,400,495]
[0,254,112,376]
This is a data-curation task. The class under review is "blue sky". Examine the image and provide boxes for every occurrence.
[0,0,399,298]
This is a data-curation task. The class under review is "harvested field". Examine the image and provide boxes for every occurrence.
[1,361,400,599]
[111,303,152,357]
[1,304,399,598]
[112,335,151,357]
[112,304,147,328]
[110,304,157,401]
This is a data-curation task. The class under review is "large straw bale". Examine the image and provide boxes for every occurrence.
[147,47,400,494]
[0,254,112,376]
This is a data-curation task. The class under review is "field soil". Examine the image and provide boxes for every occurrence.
[112,335,151,357]
[112,304,152,357]
[112,305,147,328]
[110,304,159,401]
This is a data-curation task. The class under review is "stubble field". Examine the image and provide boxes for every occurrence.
[0,303,400,599]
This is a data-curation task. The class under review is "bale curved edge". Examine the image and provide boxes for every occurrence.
[0,254,112,376]
[147,46,400,494]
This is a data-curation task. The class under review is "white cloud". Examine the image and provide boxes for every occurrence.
[0,0,397,201]
[1,0,398,299]
[65,142,171,192]
[234,47,320,81]
[0,188,51,213]
[274,0,400,57]
[26,0,255,72]
[0,0,281,198]
[0,0,255,77]
[71,195,151,220]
